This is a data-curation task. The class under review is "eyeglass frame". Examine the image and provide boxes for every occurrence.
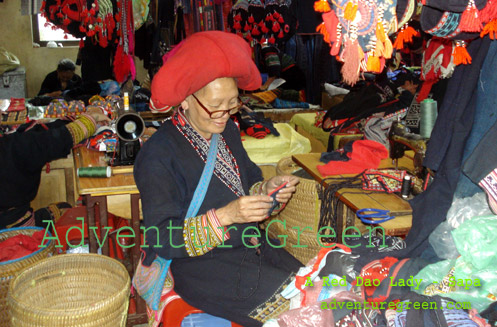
[191,93,242,119]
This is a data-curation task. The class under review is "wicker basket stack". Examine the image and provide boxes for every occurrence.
[7,253,130,327]
[264,156,323,265]
[0,227,56,327]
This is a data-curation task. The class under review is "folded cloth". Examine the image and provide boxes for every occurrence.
[320,141,355,163]
[317,140,388,176]
[0,230,45,262]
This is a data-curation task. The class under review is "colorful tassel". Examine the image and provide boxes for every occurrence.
[453,41,472,65]
[480,18,497,39]
[383,37,393,59]
[393,25,419,50]
[344,2,358,21]
[316,22,331,43]
[480,0,497,23]
[376,21,386,42]
[375,38,385,57]
[314,0,331,13]
[272,21,280,32]
[340,37,362,86]
[366,54,381,73]
[460,0,483,32]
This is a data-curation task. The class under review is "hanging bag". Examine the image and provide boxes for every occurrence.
[132,133,220,311]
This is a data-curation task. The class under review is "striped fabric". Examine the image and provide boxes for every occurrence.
[480,168,497,214]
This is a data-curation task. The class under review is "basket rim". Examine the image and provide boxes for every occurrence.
[0,226,53,266]
[8,253,130,314]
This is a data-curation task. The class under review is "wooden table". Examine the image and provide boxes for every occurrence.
[291,153,413,241]
[73,147,147,326]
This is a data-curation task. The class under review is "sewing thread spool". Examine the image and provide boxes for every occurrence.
[420,99,438,139]
[123,92,129,111]
[401,175,411,199]
[77,166,111,178]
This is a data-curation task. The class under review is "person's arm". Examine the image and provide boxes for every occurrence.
[11,112,108,172]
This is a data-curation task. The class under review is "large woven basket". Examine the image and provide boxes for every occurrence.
[0,227,56,327]
[8,253,130,327]
[265,157,323,265]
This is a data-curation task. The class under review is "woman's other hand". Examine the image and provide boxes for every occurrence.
[216,195,274,226]
[85,107,111,125]
[266,175,299,204]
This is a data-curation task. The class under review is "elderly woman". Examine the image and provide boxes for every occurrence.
[134,31,302,326]
[38,58,82,97]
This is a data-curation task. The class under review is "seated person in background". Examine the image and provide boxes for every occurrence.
[38,58,83,97]
[258,43,306,92]
[0,109,110,230]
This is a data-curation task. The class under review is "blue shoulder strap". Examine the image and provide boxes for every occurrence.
[186,133,219,217]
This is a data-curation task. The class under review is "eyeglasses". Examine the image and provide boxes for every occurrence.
[191,94,242,119]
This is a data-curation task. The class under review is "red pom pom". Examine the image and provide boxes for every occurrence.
[244,22,251,31]
[278,16,284,23]
[63,18,71,25]
[272,21,280,32]
[261,25,269,33]
[278,30,284,38]
[248,15,254,23]
[252,25,260,35]
[269,35,276,44]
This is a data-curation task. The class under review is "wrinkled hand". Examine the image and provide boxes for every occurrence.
[266,175,299,204]
[216,195,274,226]
[85,107,111,125]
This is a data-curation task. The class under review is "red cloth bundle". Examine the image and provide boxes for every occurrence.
[0,230,45,262]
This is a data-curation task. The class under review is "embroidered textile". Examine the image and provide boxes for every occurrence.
[249,274,295,323]
[172,110,245,198]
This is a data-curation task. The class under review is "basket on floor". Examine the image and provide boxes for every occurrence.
[8,253,130,327]
[0,227,56,327]
[265,157,323,265]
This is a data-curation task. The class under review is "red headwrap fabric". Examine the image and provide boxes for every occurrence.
[151,31,262,107]
[317,140,389,176]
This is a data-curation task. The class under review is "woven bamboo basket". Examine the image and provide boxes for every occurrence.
[7,253,130,327]
[0,227,56,327]
[265,156,323,265]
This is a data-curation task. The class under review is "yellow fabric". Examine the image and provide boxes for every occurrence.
[289,113,330,149]
[242,123,311,164]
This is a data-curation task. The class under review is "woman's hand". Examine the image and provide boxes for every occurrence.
[85,107,111,125]
[215,195,274,226]
[266,175,299,204]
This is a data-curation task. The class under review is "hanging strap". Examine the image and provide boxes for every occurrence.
[186,133,219,217]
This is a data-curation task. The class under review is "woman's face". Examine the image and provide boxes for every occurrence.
[182,77,239,139]
[57,70,74,84]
